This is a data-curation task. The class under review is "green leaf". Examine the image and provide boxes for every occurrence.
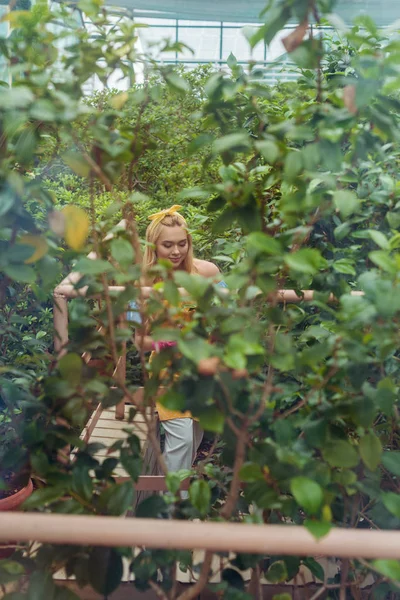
[189,479,211,516]
[23,487,66,509]
[26,571,55,600]
[369,251,396,273]
[333,259,356,276]
[284,249,326,275]
[284,151,303,181]
[99,482,134,516]
[304,519,331,540]
[322,440,359,468]
[290,40,320,70]
[0,188,15,218]
[158,390,185,412]
[110,238,134,268]
[265,560,288,584]
[58,353,82,386]
[359,432,382,471]
[382,451,400,477]
[198,407,225,434]
[227,52,237,68]
[72,465,93,501]
[120,450,141,481]
[165,472,183,495]
[1,86,34,109]
[178,337,212,364]
[290,477,323,515]
[163,279,180,306]
[368,230,389,250]
[256,140,280,164]
[0,561,25,575]
[272,595,292,600]
[333,190,360,218]
[239,463,264,483]
[3,264,36,283]
[382,492,400,518]
[212,132,251,155]
[165,72,190,94]
[174,271,210,299]
[15,127,37,163]
[63,151,91,178]
[303,557,324,581]
[136,495,167,518]
[30,99,58,121]
[257,5,290,45]
[247,232,281,255]
[371,559,400,581]
[73,257,113,275]
[88,548,123,596]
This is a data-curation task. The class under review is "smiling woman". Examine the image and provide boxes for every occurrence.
[126,205,224,485]
[143,205,196,278]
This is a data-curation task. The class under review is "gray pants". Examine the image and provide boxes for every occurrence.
[162,418,203,497]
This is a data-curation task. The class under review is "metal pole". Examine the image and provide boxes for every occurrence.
[0,514,399,559]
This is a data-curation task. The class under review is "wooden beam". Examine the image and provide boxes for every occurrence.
[1,514,399,559]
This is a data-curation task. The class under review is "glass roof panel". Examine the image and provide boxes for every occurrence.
[95,0,400,27]
[55,0,400,26]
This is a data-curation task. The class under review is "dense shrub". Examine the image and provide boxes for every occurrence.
[0,0,400,598]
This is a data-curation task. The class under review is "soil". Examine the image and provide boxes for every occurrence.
[0,471,24,501]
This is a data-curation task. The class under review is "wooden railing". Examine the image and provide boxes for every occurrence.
[1,513,400,559]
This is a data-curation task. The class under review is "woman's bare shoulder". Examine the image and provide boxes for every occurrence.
[194,258,220,278]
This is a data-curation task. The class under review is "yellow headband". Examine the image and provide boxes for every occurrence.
[148,205,183,226]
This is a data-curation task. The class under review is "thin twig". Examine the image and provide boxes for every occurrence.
[149,579,169,600]
[220,429,247,519]
[176,551,214,600]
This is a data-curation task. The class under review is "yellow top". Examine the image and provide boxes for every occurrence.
[157,404,192,422]
[149,350,193,421]
[150,301,197,421]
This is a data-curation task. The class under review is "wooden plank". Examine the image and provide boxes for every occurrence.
[114,331,127,420]
[82,403,103,443]
[90,429,135,440]
[95,418,146,430]
[134,420,162,510]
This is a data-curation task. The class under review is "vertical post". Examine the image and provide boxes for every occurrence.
[219,22,223,62]
[53,293,68,356]
[115,317,127,420]
[175,18,179,65]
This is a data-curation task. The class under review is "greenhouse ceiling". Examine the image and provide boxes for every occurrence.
[67,0,400,27]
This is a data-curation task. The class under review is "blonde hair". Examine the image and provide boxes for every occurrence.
[142,212,197,284]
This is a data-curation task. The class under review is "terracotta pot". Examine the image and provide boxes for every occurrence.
[0,478,33,559]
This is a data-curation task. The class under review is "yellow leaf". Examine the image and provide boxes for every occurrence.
[61,205,90,251]
[110,92,129,110]
[19,234,48,264]
[1,10,30,25]
[322,504,332,522]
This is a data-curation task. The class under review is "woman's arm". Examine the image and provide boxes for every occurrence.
[134,330,154,353]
